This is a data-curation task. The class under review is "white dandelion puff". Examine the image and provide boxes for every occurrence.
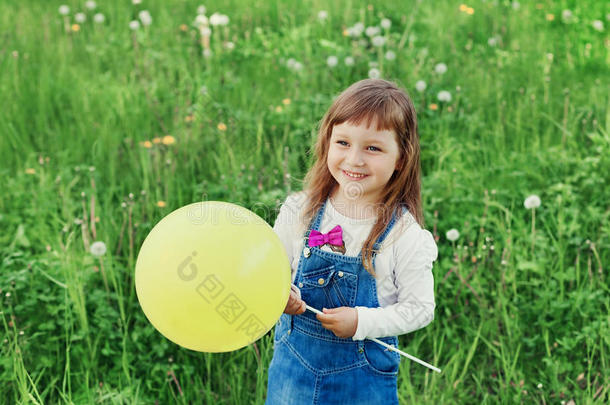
[368,68,380,79]
[511,1,520,10]
[317,10,328,21]
[93,13,105,24]
[415,80,427,92]
[132,0,142,5]
[524,195,541,209]
[434,62,447,74]
[561,10,573,23]
[85,1,97,10]
[380,18,391,29]
[446,229,460,242]
[59,5,70,15]
[293,61,303,71]
[344,56,355,66]
[592,20,604,32]
[197,5,206,15]
[225,41,235,50]
[286,58,296,69]
[437,90,452,102]
[129,20,140,30]
[488,37,498,47]
[195,14,209,27]
[210,13,229,26]
[139,10,152,26]
[371,36,386,47]
[200,26,212,37]
[202,48,212,58]
[384,50,396,60]
[365,26,380,37]
[90,241,107,256]
[327,55,338,67]
[75,13,86,23]
[348,22,364,37]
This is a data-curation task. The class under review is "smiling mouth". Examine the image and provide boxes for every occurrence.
[342,170,368,179]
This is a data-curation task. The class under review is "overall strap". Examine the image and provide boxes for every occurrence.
[371,205,407,253]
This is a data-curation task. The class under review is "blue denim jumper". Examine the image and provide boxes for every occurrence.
[266,199,404,405]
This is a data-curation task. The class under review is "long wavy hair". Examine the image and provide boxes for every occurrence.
[300,78,423,278]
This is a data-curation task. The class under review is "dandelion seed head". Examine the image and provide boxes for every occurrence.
[524,194,541,209]
[592,20,604,32]
[437,90,452,102]
[446,229,460,242]
[139,10,152,26]
[326,55,338,67]
[59,5,70,15]
[75,13,86,23]
[132,0,142,5]
[195,14,209,27]
[129,20,140,30]
[93,13,105,24]
[415,80,426,92]
[365,26,380,37]
[368,68,380,79]
[434,62,447,74]
[90,241,107,256]
[197,5,206,15]
[317,10,328,21]
[371,35,386,47]
[511,2,520,10]
[380,18,391,29]
[344,56,355,66]
[488,37,497,47]
[384,50,396,60]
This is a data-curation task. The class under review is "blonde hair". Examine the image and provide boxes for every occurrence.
[300,78,424,278]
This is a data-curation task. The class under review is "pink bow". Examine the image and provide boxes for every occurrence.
[308,225,343,247]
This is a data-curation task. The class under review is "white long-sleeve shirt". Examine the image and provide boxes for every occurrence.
[272,191,438,341]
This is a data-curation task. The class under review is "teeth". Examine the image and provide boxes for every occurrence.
[344,170,366,178]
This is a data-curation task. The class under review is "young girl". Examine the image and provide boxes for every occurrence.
[265,78,438,405]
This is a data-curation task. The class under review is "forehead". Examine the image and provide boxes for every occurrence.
[331,120,397,142]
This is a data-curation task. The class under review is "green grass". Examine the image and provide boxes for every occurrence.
[1,0,608,403]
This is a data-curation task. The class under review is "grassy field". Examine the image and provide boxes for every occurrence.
[1,0,608,403]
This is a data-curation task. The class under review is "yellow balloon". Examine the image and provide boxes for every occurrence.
[135,201,291,352]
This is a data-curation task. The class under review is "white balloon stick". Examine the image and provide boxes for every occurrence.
[304,304,441,374]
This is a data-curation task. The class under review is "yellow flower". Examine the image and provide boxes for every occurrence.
[546,14,554,21]
[156,201,166,207]
[217,123,227,131]
[141,140,153,148]
[180,24,188,32]
[343,29,349,36]
[162,135,176,145]
[459,4,468,12]
[275,106,283,113]
[429,103,438,111]
[185,115,194,122]
[152,137,162,144]
[71,24,80,32]
[466,7,474,15]
[282,98,291,105]
[25,168,36,174]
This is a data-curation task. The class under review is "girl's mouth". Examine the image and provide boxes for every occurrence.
[342,170,369,180]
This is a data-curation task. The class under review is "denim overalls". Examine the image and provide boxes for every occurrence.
[265,198,404,405]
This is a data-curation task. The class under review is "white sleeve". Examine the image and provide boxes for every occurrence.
[351,226,438,340]
[272,192,305,283]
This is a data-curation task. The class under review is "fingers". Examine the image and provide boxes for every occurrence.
[284,290,306,315]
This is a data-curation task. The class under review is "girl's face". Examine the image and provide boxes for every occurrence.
[327,120,401,204]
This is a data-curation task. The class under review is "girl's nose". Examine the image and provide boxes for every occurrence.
[346,149,365,166]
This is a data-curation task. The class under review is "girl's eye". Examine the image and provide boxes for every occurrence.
[336,141,381,152]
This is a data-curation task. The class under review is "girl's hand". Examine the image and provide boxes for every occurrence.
[284,287,306,315]
[316,307,358,338]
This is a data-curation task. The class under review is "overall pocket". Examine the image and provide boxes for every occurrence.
[298,265,358,309]
[361,338,401,376]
